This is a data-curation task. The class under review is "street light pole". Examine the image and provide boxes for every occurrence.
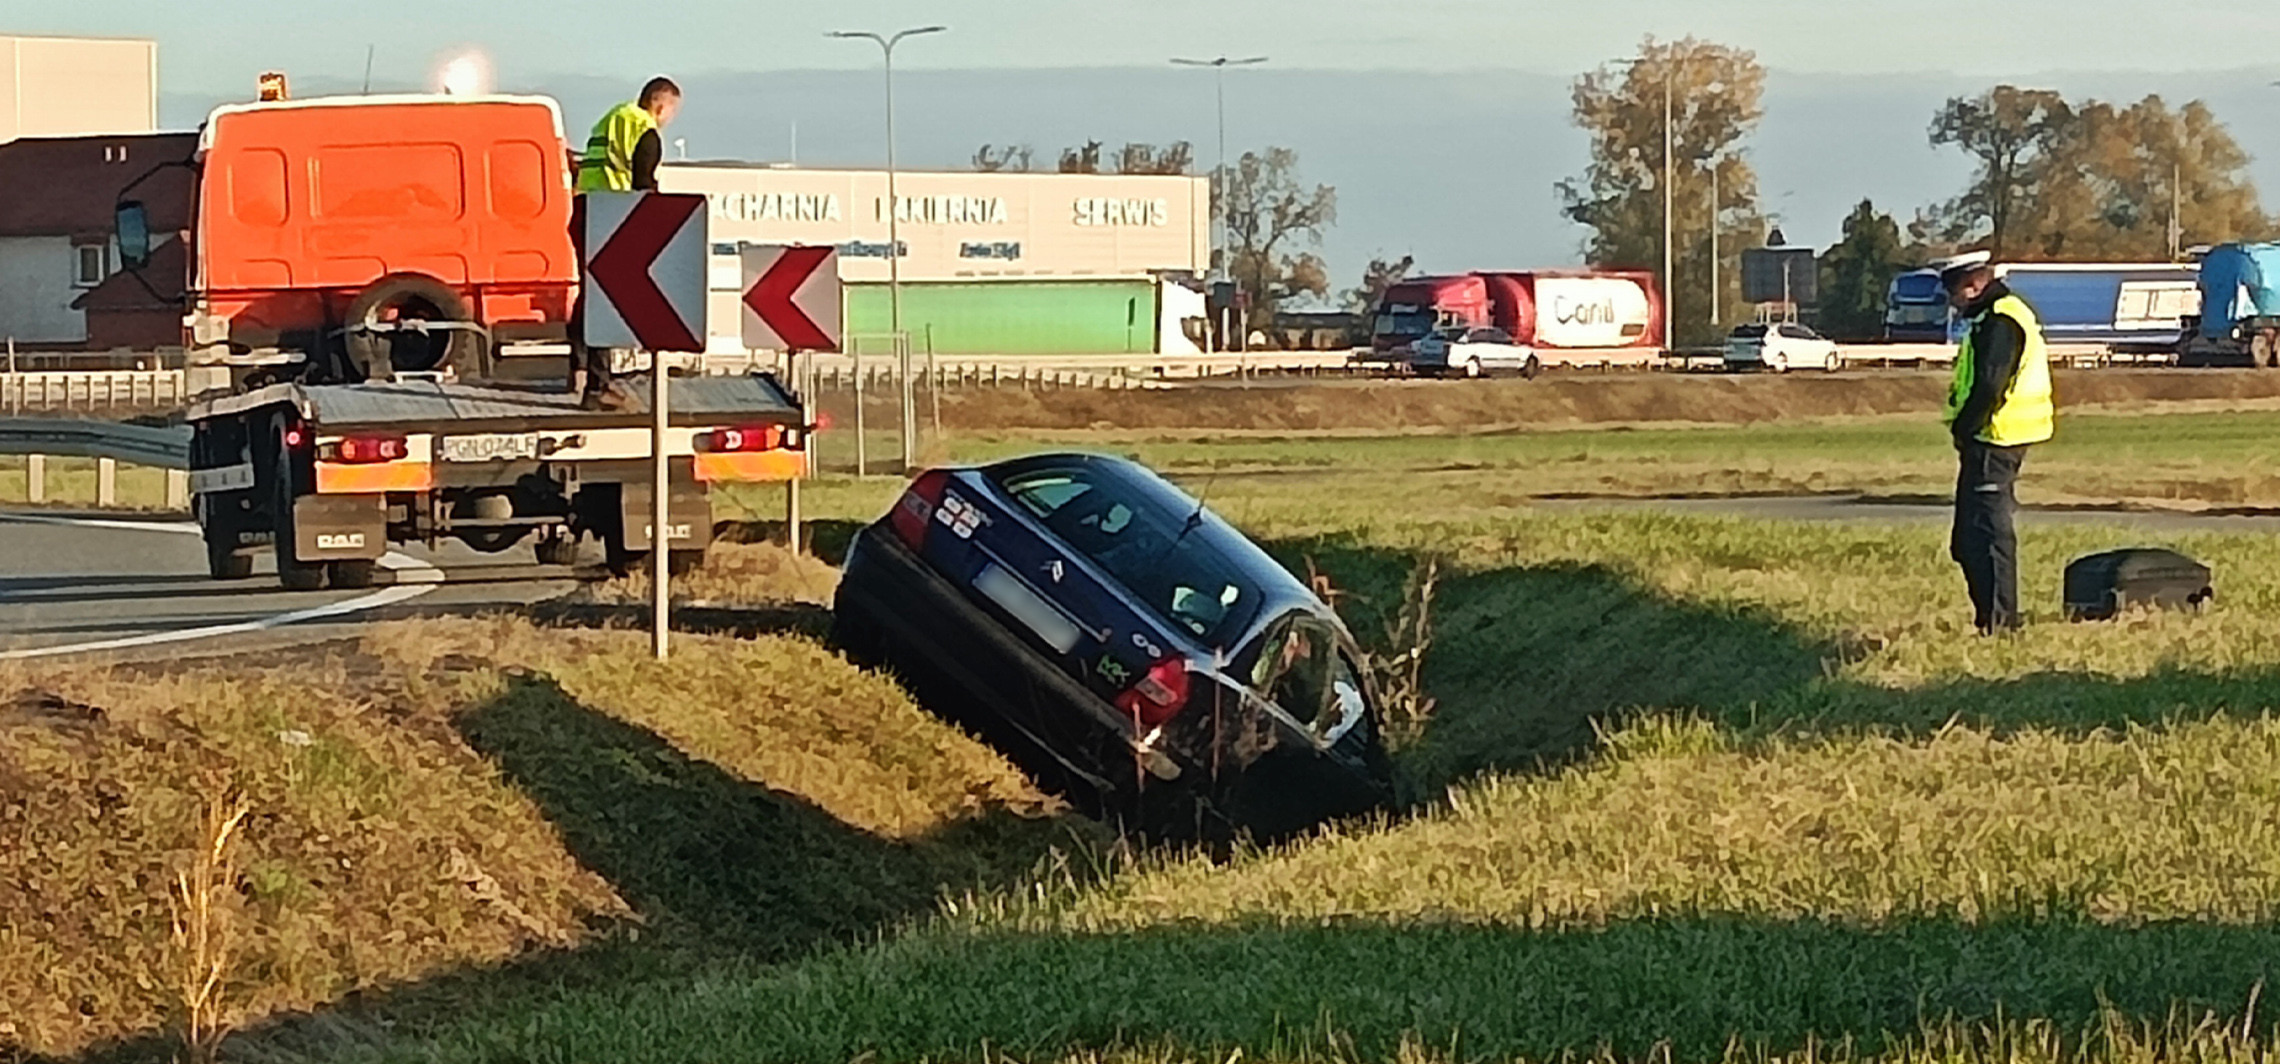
[1173,55,1267,351]
[833,25,946,473]
[1662,66,1675,352]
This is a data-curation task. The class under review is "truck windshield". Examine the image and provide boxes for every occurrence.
[1374,310,1435,339]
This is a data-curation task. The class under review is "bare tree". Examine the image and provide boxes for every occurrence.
[971,144,1034,173]
[1223,147,1338,330]
[1057,141,1105,174]
[1112,141,1195,175]
[1348,254,1417,314]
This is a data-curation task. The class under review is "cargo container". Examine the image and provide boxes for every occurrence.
[1983,263,2199,350]
[1368,270,1663,368]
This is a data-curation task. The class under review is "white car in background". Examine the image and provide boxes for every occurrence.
[1406,326,1543,380]
[1725,322,1843,373]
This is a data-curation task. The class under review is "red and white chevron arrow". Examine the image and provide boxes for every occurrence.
[579,192,709,352]
[740,244,843,353]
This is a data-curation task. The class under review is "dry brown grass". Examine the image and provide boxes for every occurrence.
[169,783,251,1064]
[568,540,840,608]
[818,368,2280,437]
[0,617,1089,1060]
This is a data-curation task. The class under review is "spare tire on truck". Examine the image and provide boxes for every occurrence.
[343,273,486,381]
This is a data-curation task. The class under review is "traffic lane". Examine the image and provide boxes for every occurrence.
[0,513,580,661]
[1539,494,2280,535]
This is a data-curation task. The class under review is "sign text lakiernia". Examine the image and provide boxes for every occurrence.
[876,196,1011,225]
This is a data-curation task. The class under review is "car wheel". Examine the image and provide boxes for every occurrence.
[1770,351,1790,374]
[1463,357,1483,380]
[1521,354,1542,381]
[1823,348,1842,373]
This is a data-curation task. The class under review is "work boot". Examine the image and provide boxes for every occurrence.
[581,380,633,411]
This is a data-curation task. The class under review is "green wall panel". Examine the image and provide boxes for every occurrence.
[843,280,1158,356]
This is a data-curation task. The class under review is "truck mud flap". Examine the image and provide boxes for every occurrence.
[618,480,713,552]
[292,493,387,561]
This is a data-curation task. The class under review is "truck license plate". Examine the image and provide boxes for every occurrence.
[439,433,540,462]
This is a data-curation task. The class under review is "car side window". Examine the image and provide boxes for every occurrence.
[1779,323,1817,340]
[1001,466,1254,644]
[1252,616,1336,727]
[1478,328,1511,344]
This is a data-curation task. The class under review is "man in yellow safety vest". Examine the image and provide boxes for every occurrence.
[1939,253,2056,635]
[570,77,681,409]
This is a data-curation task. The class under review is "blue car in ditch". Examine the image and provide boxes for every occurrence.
[832,453,1396,838]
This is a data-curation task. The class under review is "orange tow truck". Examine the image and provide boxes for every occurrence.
[115,92,803,588]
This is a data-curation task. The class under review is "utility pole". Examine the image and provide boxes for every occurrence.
[1663,65,1675,351]
[832,25,947,474]
[1709,160,1721,327]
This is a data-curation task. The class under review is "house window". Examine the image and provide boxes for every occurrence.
[74,245,109,287]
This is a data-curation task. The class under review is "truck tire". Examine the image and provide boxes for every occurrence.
[2253,331,2277,369]
[327,559,378,590]
[197,496,255,580]
[344,274,482,380]
[268,415,327,592]
[534,533,580,567]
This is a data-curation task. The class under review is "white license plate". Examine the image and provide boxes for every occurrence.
[439,433,540,463]
[974,564,1082,654]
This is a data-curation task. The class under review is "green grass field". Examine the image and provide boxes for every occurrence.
[15,402,2280,1063]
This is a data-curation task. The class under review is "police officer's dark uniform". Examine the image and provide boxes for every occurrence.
[1941,260,2056,634]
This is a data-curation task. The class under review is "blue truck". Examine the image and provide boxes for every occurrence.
[2180,243,2280,368]
[1888,263,2200,352]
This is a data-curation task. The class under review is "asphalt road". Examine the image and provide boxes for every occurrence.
[0,511,578,663]
[6,495,2275,662]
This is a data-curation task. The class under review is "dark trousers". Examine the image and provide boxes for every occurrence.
[566,196,614,396]
[1951,441,2028,631]
[566,289,615,396]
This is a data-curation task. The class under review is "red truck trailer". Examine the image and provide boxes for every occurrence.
[114,93,806,589]
[1368,270,1664,368]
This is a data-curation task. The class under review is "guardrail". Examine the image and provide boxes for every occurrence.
[2,370,190,412]
[0,417,192,509]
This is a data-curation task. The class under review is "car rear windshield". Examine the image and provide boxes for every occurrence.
[1893,274,1944,301]
[992,462,1268,648]
[1729,324,1769,339]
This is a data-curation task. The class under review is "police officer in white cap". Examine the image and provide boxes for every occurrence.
[1937,252,2055,635]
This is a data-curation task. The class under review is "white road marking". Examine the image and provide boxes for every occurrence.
[0,515,444,660]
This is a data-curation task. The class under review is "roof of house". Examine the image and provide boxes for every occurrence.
[0,132,197,239]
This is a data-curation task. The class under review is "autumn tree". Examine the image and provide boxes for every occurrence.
[1221,147,1337,330]
[1816,200,1911,341]
[971,144,1034,172]
[1926,86,2076,260]
[1927,88,2267,260]
[1112,141,1195,175]
[1561,37,1769,346]
[1348,254,1416,314]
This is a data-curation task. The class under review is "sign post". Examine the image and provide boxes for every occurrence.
[740,245,843,543]
[581,191,710,659]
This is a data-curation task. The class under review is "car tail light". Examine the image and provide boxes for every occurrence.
[888,470,949,549]
[319,435,409,463]
[1116,655,1191,729]
[704,425,801,452]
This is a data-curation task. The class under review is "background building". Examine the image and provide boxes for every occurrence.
[0,34,171,351]
[660,164,1211,356]
[0,35,157,142]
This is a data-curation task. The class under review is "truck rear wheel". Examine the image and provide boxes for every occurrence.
[327,559,378,590]
[2253,331,2277,369]
[267,415,327,592]
[197,496,255,580]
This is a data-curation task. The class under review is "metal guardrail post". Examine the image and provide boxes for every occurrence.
[166,469,190,511]
[25,455,44,504]
[96,457,117,507]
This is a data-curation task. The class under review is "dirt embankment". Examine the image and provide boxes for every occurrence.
[849,369,2280,435]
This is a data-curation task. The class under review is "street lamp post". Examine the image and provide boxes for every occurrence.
[832,25,946,474]
[1173,54,1267,351]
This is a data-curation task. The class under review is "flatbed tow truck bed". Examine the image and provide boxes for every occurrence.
[181,373,809,589]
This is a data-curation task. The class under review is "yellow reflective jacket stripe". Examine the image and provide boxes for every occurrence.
[1944,293,2054,446]
[575,102,656,193]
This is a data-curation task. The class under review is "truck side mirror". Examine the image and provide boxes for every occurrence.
[116,201,151,270]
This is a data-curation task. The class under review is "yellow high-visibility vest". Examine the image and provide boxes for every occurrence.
[1944,293,2055,446]
[575,101,657,193]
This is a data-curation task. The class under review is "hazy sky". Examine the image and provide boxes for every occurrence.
[21,0,2280,93]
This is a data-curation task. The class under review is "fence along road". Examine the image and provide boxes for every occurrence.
[0,418,191,509]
